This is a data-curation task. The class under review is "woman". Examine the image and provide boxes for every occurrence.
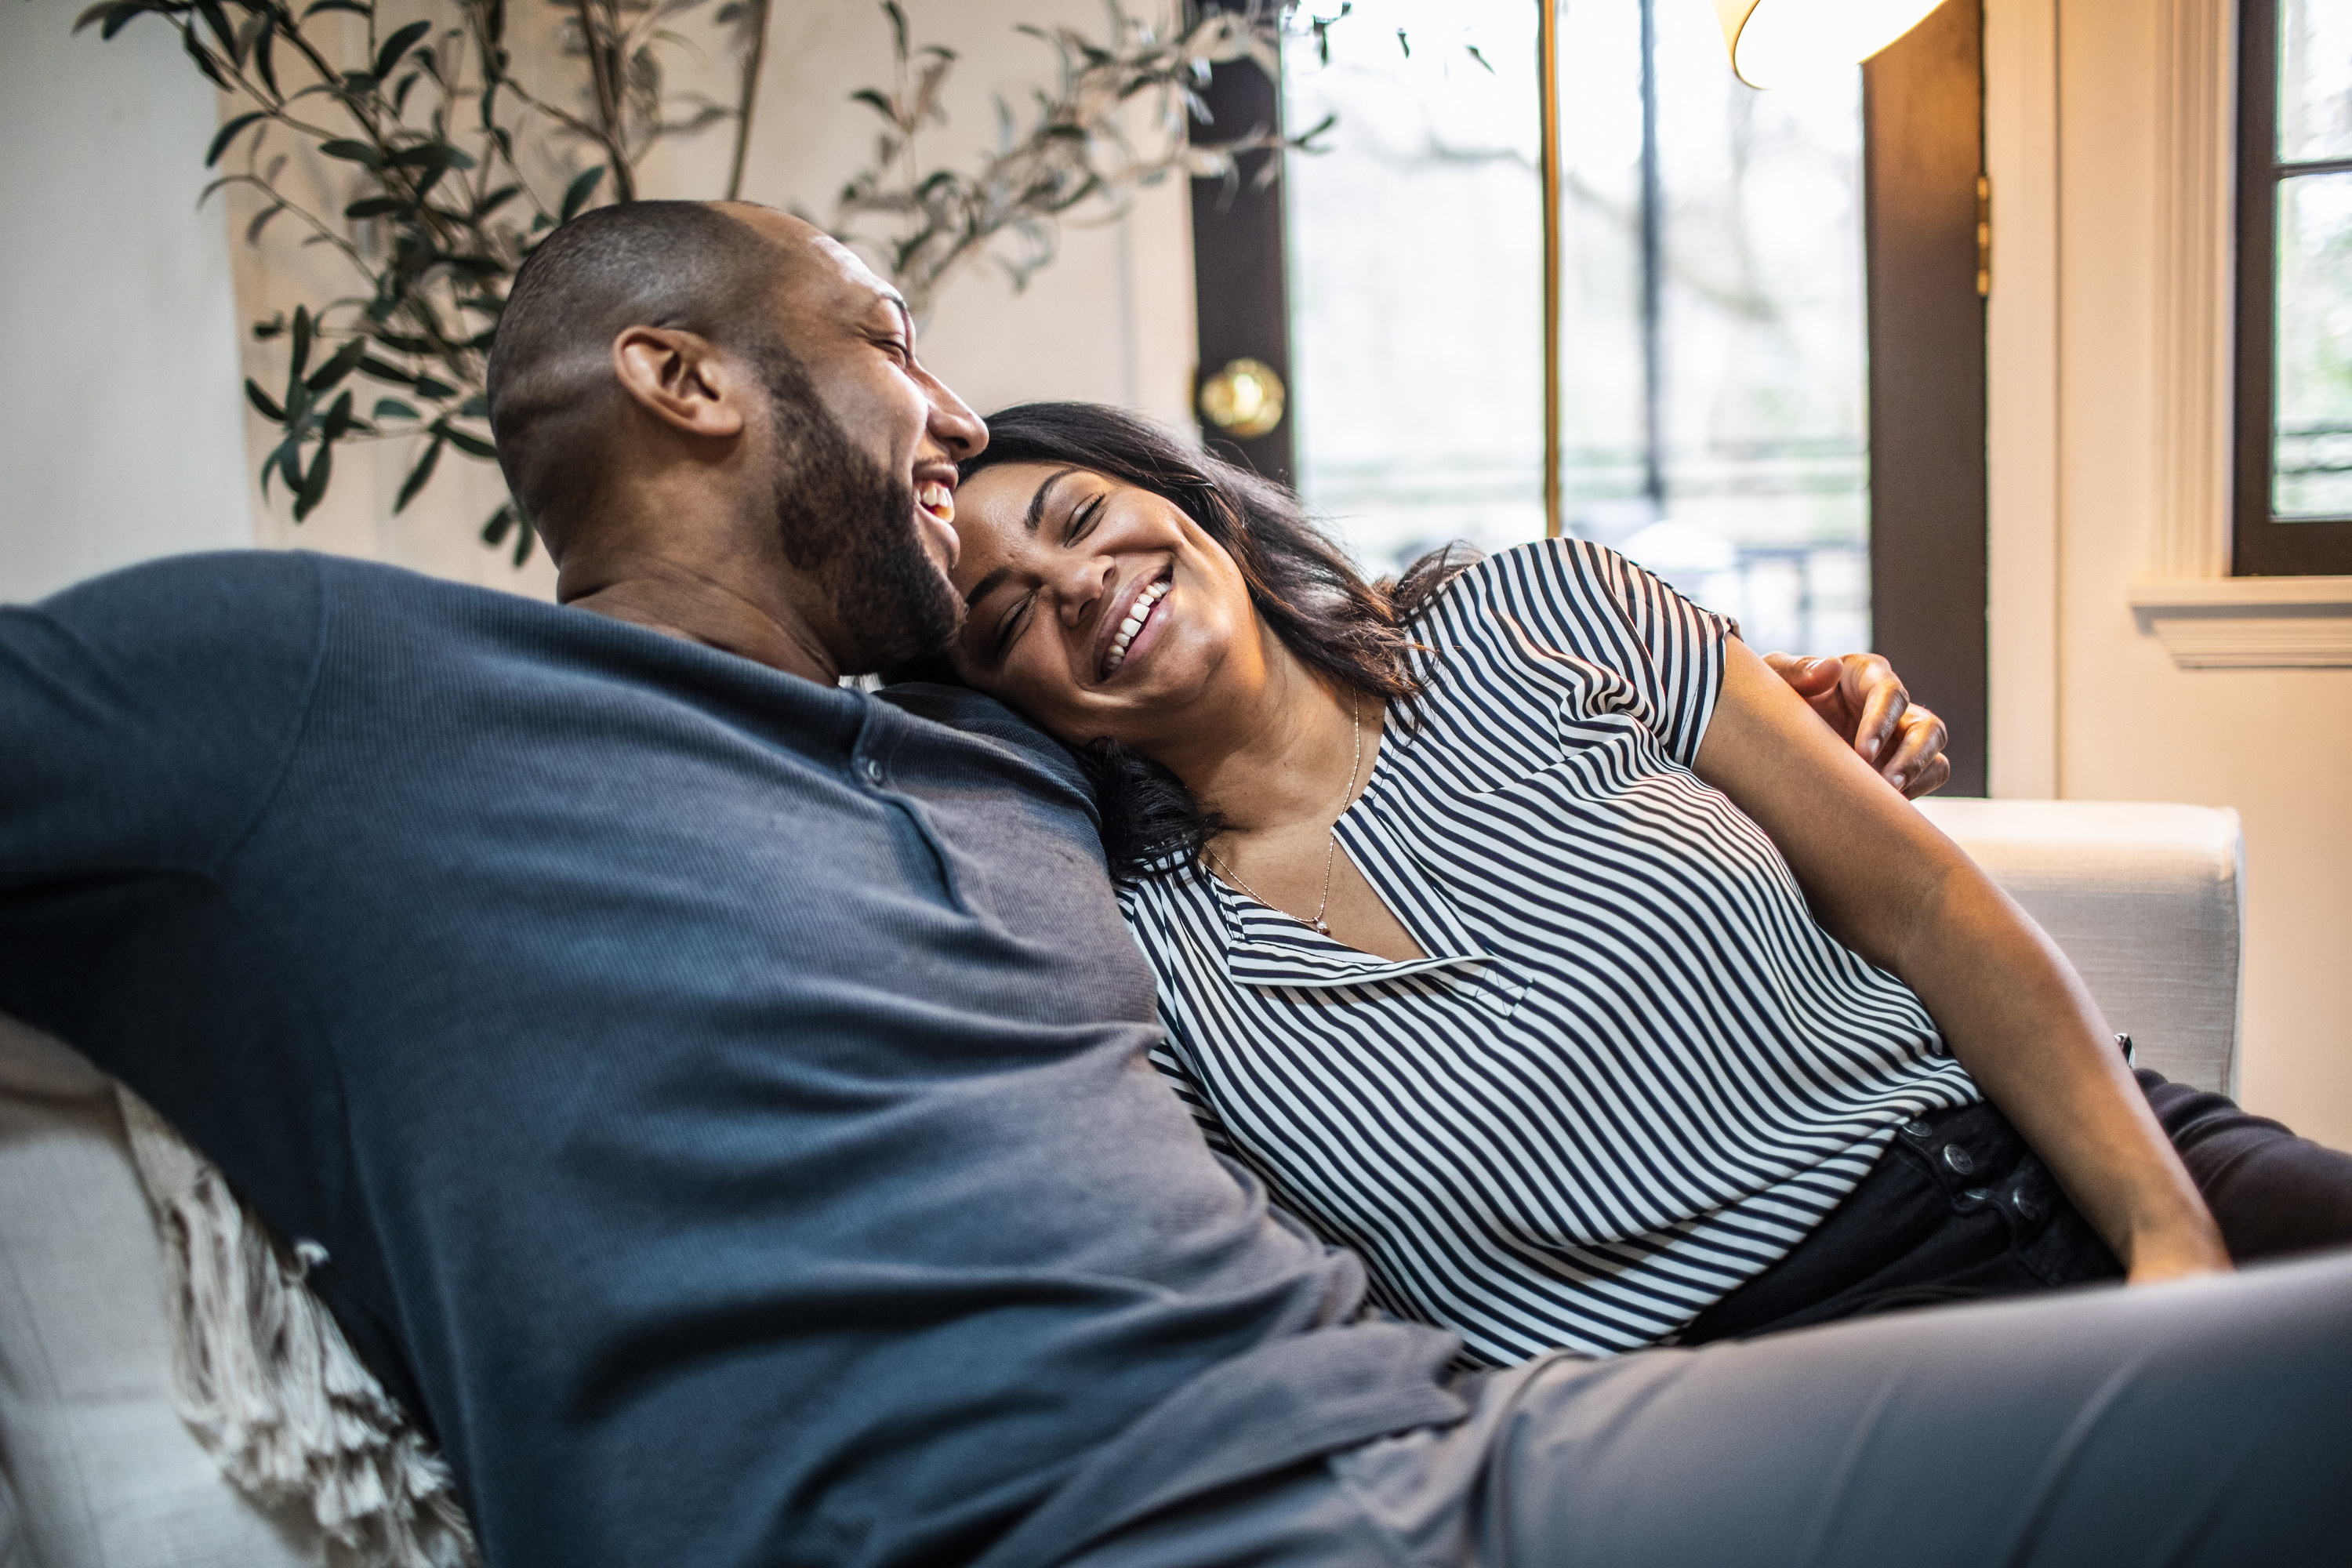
[933,401,2352,1364]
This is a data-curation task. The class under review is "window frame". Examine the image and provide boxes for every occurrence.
[2232,0,2352,575]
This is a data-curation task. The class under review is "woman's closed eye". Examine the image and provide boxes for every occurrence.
[990,491,1111,658]
[1065,490,1108,544]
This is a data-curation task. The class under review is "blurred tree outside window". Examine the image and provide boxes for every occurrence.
[1280,0,1870,655]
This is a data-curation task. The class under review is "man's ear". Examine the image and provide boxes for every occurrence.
[611,326,750,439]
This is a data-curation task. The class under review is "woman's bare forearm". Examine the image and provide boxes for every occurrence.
[1694,640,2228,1280]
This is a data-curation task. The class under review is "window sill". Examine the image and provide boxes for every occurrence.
[2129,576,2352,668]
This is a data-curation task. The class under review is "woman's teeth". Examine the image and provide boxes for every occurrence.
[1105,579,1170,674]
[917,482,954,524]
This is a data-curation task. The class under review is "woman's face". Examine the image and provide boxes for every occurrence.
[946,463,1268,751]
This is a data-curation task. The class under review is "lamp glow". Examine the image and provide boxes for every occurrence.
[1712,0,1947,89]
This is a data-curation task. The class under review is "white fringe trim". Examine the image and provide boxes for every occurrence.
[114,1087,481,1568]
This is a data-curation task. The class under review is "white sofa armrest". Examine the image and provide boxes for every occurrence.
[1915,799,2245,1096]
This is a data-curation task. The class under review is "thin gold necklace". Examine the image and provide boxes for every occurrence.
[1205,697,1363,936]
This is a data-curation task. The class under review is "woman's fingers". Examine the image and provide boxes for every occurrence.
[1840,655,1910,765]
[1878,703,1951,797]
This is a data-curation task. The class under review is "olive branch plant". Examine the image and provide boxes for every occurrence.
[78,0,1327,567]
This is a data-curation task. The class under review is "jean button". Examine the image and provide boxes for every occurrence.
[1901,1119,1934,1139]
[1960,1187,1991,1204]
[1942,1144,1976,1175]
[2013,1187,2045,1220]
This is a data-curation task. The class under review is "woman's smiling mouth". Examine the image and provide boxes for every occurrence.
[1102,575,1171,679]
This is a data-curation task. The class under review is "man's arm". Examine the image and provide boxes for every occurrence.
[1763,651,1951,798]
[1698,638,2229,1285]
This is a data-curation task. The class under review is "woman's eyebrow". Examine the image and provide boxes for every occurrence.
[1025,467,1080,534]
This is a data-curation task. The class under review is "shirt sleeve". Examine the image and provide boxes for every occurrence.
[1427,537,1738,771]
[0,551,324,891]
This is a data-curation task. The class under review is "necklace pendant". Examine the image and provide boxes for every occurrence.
[1312,919,1330,935]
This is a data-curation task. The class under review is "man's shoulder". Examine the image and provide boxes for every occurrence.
[877,681,1099,818]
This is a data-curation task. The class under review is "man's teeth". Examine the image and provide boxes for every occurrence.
[917,481,954,524]
[1105,579,1171,673]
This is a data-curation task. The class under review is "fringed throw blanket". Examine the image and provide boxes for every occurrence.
[113,1088,480,1568]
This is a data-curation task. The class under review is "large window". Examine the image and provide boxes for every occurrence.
[2236,0,2352,575]
[1279,0,1870,655]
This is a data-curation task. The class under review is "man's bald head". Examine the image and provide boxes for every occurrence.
[486,200,811,554]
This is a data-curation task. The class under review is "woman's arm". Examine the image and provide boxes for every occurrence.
[1694,638,2229,1283]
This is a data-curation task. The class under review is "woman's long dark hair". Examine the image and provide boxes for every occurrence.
[953,401,1479,880]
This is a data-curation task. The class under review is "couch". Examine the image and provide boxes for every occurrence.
[0,799,2249,1568]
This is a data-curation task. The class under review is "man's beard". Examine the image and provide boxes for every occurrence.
[754,347,960,675]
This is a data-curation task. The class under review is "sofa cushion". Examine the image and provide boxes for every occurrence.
[0,1013,325,1568]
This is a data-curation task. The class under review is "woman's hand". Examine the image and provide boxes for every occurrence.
[1698,639,2231,1287]
[1762,652,1951,798]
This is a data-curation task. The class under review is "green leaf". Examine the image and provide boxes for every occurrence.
[197,0,234,58]
[182,28,230,89]
[372,397,421,421]
[374,20,431,84]
[293,439,332,521]
[358,354,416,386]
[410,374,457,401]
[251,16,278,96]
[205,111,268,169]
[252,313,286,341]
[390,143,476,172]
[457,393,491,419]
[510,516,535,568]
[320,139,382,167]
[480,504,515,546]
[245,378,287,423]
[438,423,496,460]
[245,202,286,245]
[473,183,522,221]
[276,434,303,495]
[303,0,369,15]
[305,336,368,394]
[345,197,409,220]
[559,165,604,223]
[289,305,312,379]
[394,434,445,514]
[321,389,356,441]
[74,2,149,42]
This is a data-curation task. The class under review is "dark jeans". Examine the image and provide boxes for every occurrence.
[1679,1069,2352,1345]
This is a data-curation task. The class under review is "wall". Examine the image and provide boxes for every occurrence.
[1987,0,2352,1145]
[0,5,252,604]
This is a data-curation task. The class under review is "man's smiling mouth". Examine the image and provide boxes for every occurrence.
[917,481,955,525]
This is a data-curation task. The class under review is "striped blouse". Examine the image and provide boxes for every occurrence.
[1120,539,1980,1363]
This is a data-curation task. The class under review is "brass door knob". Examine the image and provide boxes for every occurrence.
[1198,358,1287,439]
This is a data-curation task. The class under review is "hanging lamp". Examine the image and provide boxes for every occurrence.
[1711,0,1947,89]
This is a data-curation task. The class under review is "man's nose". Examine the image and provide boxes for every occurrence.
[925,372,987,460]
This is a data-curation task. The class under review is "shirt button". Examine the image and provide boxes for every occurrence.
[1901,1119,1934,1139]
[862,758,884,785]
[2013,1187,2045,1220]
[1960,1187,1991,1205]
[1942,1144,1976,1175]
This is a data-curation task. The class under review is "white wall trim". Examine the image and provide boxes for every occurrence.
[2131,0,2352,666]
[2148,0,2238,582]
[1984,0,2062,797]
[2129,575,2352,666]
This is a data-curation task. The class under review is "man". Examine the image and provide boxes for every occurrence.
[1,201,2345,1568]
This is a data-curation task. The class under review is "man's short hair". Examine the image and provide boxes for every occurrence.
[486,201,783,556]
